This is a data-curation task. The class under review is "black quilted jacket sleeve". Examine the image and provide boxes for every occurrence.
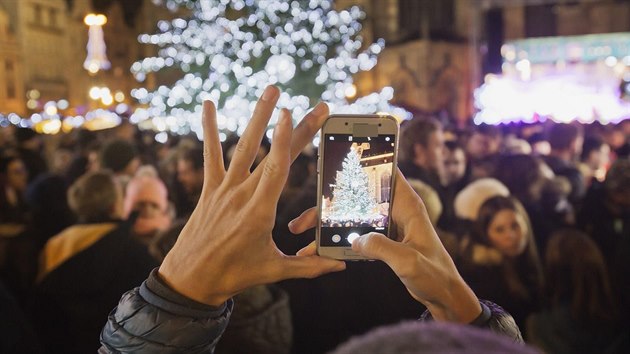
[99,268,233,354]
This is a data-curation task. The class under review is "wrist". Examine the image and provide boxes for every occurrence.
[158,253,230,307]
[425,276,481,324]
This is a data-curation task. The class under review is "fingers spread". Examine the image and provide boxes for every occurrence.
[250,102,328,185]
[252,108,292,207]
[201,101,225,188]
[227,85,279,182]
[288,207,317,234]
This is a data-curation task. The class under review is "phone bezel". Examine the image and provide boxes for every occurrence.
[316,114,400,260]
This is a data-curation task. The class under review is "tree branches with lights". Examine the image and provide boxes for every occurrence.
[131,0,407,138]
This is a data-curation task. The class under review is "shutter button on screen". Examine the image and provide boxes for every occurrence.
[347,232,360,244]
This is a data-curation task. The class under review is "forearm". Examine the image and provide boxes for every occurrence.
[423,275,482,324]
[100,268,233,353]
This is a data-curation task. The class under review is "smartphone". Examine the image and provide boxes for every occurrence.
[316,114,399,260]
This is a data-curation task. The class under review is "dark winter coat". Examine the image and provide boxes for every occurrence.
[456,238,542,333]
[28,220,158,354]
[100,270,524,353]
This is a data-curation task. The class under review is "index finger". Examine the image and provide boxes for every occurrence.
[250,102,329,184]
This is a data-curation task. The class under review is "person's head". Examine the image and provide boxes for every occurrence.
[331,320,533,354]
[177,147,204,194]
[68,170,123,223]
[454,178,510,221]
[124,170,169,218]
[527,132,551,156]
[545,229,617,324]
[495,154,551,204]
[474,196,531,258]
[114,120,137,142]
[502,136,532,155]
[15,128,40,150]
[400,118,445,179]
[0,156,28,192]
[443,141,466,185]
[25,174,75,239]
[604,158,630,211]
[465,124,502,161]
[124,168,172,237]
[408,179,443,225]
[548,123,584,159]
[100,139,140,177]
[580,136,610,171]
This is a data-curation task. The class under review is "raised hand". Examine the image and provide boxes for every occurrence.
[158,86,346,306]
[289,169,482,323]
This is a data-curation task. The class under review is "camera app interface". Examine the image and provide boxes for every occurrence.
[320,133,396,247]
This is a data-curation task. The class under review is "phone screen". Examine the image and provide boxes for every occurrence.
[320,133,396,247]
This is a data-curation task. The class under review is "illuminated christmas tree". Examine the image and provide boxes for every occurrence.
[131,0,408,138]
[329,145,378,222]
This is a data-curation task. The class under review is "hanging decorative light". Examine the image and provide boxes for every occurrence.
[83,14,111,74]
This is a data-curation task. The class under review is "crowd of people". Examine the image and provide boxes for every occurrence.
[0,89,629,353]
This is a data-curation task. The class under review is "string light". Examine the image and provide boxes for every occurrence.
[131,0,404,137]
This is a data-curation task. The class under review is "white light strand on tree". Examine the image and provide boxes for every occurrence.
[130,0,409,139]
[328,145,380,223]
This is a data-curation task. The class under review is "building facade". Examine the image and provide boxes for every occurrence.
[343,0,630,126]
[0,0,170,116]
[0,4,25,114]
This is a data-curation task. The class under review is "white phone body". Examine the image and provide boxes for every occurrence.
[316,114,399,260]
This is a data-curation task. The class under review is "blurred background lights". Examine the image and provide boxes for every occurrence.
[129,0,403,138]
[344,84,357,99]
[83,14,111,74]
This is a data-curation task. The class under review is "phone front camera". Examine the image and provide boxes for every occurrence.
[345,122,349,126]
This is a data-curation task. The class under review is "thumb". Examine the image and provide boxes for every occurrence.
[352,233,416,273]
[276,255,346,280]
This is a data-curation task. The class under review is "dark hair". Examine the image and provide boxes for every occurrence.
[545,229,617,324]
[526,132,547,145]
[548,123,583,151]
[0,156,24,188]
[400,118,442,162]
[68,170,119,223]
[445,141,463,153]
[604,158,630,195]
[580,136,605,162]
[15,128,37,143]
[473,196,533,251]
[0,155,21,175]
[26,174,76,241]
[100,139,138,173]
[494,154,546,204]
[474,124,501,139]
[472,196,543,300]
[178,147,204,171]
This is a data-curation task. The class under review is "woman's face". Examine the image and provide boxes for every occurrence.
[487,209,528,257]
[7,159,28,191]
